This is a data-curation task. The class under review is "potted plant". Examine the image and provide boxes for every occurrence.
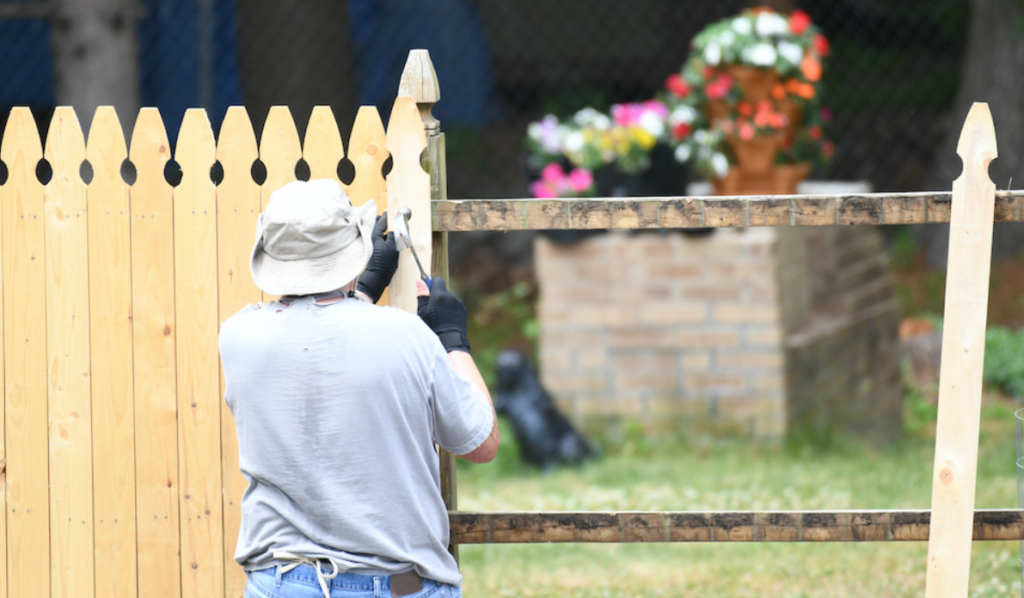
[661,7,832,194]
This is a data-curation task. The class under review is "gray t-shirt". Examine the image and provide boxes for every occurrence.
[219,296,492,585]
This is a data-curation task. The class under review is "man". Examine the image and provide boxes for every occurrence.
[219,179,499,598]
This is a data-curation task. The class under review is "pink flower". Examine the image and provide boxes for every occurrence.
[541,163,566,184]
[567,168,593,193]
[530,180,558,198]
[612,103,641,127]
[642,100,669,119]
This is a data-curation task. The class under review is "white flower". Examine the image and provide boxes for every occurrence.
[638,111,665,138]
[777,41,803,65]
[703,43,721,66]
[718,30,735,47]
[674,144,692,163]
[564,131,585,153]
[573,107,600,127]
[732,17,751,35]
[745,43,777,67]
[592,113,611,131]
[694,129,708,144]
[711,153,729,177]
[669,105,696,126]
[756,12,788,36]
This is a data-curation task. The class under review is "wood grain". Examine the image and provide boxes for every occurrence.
[129,108,181,598]
[925,103,998,598]
[44,106,95,598]
[87,106,139,598]
[429,192,1024,231]
[174,109,225,598]
[258,107,301,304]
[449,510,1024,544]
[347,106,390,304]
[384,96,430,315]
[215,106,261,598]
[2,105,50,598]
[303,106,344,186]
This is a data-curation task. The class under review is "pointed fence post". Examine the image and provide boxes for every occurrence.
[398,49,459,563]
[924,102,998,598]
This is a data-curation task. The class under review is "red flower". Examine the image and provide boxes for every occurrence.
[814,34,830,57]
[672,122,692,140]
[706,74,732,100]
[789,10,812,35]
[737,102,754,117]
[665,74,691,99]
[809,125,822,140]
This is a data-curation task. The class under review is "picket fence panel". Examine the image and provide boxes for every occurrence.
[0,99,425,598]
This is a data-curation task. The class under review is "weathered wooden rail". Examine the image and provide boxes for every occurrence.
[450,509,1024,544]
[431,191,1024,231]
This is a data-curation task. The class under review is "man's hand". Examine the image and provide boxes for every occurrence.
[416,278,471,354]
[356,213,399,304]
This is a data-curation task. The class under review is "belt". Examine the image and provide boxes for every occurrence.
[270,552,424,598]
[391,570,424,597]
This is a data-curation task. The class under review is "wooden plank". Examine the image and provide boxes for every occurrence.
[347,107,390,305]
[448,510,1024,544]
[43,106,94,598]
[0,115,6,598]
[257,107,301,304]
[2,106,49,598]
[86,106,138,598]
[174,109,224,598]
[429,192,1024,231]
[347,106,389,211]
[215,106,261,598]
[303,106,344,186]
[129,108,181,598]
[385,96,430,315]
[925,103,998,598]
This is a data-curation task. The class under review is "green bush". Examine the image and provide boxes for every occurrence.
[984,326,1024,398]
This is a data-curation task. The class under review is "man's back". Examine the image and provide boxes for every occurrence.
[219,295,491,585]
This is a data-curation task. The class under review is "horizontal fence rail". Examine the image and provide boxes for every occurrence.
[449,509,1024,544]
[431,190,1024,231]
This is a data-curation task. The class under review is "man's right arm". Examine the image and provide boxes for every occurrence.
[447,350,499,463]
[416,279,500,463]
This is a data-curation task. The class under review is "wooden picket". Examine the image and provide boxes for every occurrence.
[174,109,224,598]
[3,107,50,598]
[129,108,182,598]
[215,106,260,598]
[44,106,94,598]
[87,106,138,598]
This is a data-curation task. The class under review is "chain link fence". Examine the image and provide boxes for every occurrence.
[0,0,969,198]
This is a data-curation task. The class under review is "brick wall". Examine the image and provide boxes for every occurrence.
[534,225,902,442]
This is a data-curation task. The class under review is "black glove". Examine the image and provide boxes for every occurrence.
[356,213,399,303]
[417,278,471,354]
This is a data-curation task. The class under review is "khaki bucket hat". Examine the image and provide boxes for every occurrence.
[250,179,377,296]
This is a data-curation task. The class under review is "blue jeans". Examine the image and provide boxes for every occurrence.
[246,564,462,598]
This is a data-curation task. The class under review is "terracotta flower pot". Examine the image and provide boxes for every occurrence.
[778,99,803,140]
[728,134,779,175]
[706,100,730,124]
[723,64,778,103]
[772,162,812,194]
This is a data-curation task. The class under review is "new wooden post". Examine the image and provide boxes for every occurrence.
[924,103,998,597]
[397,49,459,562]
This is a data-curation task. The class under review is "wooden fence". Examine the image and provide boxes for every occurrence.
[0,48,1017,598]
[0,80,434,597]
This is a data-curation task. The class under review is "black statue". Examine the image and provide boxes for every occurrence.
[494,349,596,469]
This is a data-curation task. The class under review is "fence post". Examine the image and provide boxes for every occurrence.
[398,49,458,563]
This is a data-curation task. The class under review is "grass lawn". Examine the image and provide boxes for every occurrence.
[454,401,1023,597]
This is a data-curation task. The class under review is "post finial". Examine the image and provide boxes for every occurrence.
[398,49,441,134]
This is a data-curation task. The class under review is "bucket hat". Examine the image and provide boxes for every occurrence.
[250,179,377,296]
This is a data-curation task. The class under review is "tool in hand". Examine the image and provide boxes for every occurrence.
[392,207,431,289]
